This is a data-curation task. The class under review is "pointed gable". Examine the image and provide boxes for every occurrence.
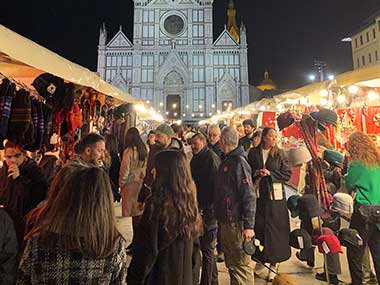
[213,29,239,48]
[107,31,133,48]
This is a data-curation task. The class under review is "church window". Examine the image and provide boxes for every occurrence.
[106,70,111,82]
[106,56,111,66]
[143,25,155,38]
[140,88,154,102]
[112,56,117,66]
[193,24,204,37]
[111,69,116,79]
[143,10,155,23]
[141,53,154,83]
[192,10,204,22]
[193,68,204,82]
[141,69,154,82]
[117,57,122,66]
[192,88,205,112]
[193,53,205,66]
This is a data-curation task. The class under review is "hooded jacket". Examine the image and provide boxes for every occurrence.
[214,146,256,229]
[208,141,223,158]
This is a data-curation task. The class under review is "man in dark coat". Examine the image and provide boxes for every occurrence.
[190,133,220,285]
[238,119,256,152]
[0,140,48,243]
[214,126,256,285]
[0,207,18,284]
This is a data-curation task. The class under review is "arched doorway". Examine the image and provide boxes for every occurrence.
[164,71,184,119]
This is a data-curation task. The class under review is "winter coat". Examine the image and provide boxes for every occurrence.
[119,147,147,217]
[127,198,200,285]
[0,207,18,284]
[38,153,61,188]
[190,147,220,229]
[238,134,253,152]
[214,146,256,229]
[247,146,292,263]
[0,158,48,244]
[208,141,223,158]
[108,152,121,201]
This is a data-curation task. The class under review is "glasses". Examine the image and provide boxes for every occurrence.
[4,152,22,159]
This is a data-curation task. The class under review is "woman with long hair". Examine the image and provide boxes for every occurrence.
[17,167,127,284]
[119,127,148,252]
[127,149,202,285]
[247,127,292,281]
[345,132,380,284]
[105,133,121,202]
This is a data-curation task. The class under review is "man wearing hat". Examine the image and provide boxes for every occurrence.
[238,119,256,152]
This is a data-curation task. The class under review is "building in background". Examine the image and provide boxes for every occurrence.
[97,0,249,122]
[344,11,380,70]
[256,70,277,91]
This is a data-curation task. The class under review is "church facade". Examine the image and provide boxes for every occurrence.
[97,0,249,122]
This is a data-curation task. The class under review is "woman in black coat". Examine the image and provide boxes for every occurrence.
[247,127,292,281]
[127,150,201,285]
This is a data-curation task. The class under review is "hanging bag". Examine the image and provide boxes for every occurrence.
[356,187,380,225]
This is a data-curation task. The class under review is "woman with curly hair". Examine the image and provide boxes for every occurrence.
[127,149,202,285]
[345,131,380,285]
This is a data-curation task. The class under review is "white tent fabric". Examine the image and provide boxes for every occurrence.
[0,24,138,104]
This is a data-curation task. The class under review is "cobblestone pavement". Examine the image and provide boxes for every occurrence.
[115,201,355,285]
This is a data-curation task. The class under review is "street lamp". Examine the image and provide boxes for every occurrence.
[328,74,334,80]
[308,74,316,82]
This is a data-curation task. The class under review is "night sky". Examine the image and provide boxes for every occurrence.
[1,0,379,89]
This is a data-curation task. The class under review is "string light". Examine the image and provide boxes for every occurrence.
[172,103,177,109]
[159,102,163,106]
[183,113,186,117]
[368,91,379,100]
[211,104,215,108]
[259,105,266,111]
[320,89,328,97]
[348,85,359,94]
[185,105,189,109]
[337,95,346,104]
[320,98,328,106]
[300,97,308,105]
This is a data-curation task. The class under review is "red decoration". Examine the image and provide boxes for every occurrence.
[262,111,276,128]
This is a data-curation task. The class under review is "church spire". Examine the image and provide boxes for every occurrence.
[227,0,239,44]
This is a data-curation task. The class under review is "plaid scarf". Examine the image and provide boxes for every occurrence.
[0,79,15,138]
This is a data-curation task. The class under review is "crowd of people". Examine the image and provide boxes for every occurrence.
[0,118,379,285]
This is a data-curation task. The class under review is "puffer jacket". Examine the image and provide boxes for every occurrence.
[214,146,256,229]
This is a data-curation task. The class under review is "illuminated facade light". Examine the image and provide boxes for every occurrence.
[348,85,359,94]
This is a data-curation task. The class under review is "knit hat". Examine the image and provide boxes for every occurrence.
[323,150,344,168]
[287,195,301,218]
[156,123,174,137]
[317,109,338,127]
[321,211,341,232]
[298,194,324,220]
[288,146,312,167]
[312,227,334,245]
[331,193,354,216]
[310,111,326,131]
[0,80,15,140]
[32,73,64,105]
[338,228,363,248]
[317,234,342,254]
[289,229,312,249]
[276,111,294,131]
[242,119,255,128]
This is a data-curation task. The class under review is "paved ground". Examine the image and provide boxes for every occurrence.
[115,186,358,284]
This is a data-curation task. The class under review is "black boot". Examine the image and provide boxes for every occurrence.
[315,272,343,285]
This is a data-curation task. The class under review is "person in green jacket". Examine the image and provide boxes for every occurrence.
[345,131,380,285]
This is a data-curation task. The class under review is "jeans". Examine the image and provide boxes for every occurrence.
[200,227,218,285]
[347,211,380,285]
[220,223,254,285]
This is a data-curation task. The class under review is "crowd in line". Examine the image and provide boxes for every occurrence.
[0,119,379,285]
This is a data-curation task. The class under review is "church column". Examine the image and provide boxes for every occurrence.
[97,23,107,79]
[239,22,249,106]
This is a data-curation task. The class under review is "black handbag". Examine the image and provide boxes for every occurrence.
[356,187,380,225]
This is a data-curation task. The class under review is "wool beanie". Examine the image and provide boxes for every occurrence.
[331,193,354,216]
[317,234,342,254]
[310,111,326,131]
[287,195,301,218]
[156,123,174,137]
[288,146,312,167]
[298,194,324,220]
[323,150,344,168]
[7,89,32,146]
[338,228,363,248]
[317,109,338,127]
[289,229,312,249]
[277,111,294,131]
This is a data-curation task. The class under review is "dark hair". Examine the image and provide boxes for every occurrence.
[252,130,262,138]
[4,140,25,153]
[29,167,120,258]
[171,124,184,141]
[105,133,119,157]
[191,133,207,144]
[242,119,255,128]
[124,127,148,162]
[151,150,201,240]
[76,133,105,154]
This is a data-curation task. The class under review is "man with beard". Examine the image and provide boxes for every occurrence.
[138,123,183,203]
[68,133,106,167]
[190,133,220,285]
[0,140,48,244]
[238,119,256,152]
[207,124,223,158]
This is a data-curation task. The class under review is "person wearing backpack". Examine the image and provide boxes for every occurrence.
[345,132,380,285]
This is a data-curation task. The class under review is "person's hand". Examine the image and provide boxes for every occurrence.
[262,169,270,176]
[137,202,145,211]
[7,164,20,179]
[243,229,255,241]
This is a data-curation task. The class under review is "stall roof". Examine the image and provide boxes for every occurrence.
[334,65,380,87]
[0,24,138,104]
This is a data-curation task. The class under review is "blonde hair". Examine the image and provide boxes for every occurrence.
[347,131,380,167]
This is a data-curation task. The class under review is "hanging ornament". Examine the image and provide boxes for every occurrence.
[374,113,380,127]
